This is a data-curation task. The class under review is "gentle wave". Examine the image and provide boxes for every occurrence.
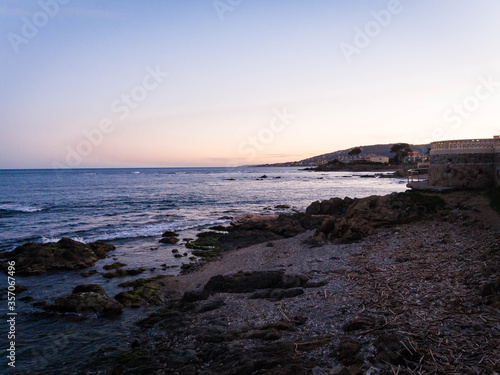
[0,203,42,213]
[42,236,86,244]
[39,218,230,244]
[86,218,229,242]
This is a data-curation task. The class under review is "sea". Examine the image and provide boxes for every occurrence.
[0,167,408,373]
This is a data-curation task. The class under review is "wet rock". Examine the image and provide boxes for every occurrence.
[218,213,325,250]
[275,204,290,209]
[103,262,126,270]
[115,276,169,307]
[159,236,179,244]
[0,238,115,275]
[81,270,98,278]
[209,225,232,232]
[14,285,27,294]
[162,231,179,237]
[203,271,308,294]
[102,267,146,279]
[44,284,123,317]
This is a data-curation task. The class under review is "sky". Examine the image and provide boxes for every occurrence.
[1,0,500,169]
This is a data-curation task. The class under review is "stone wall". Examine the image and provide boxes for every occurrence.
[429,163,495,189]
[429,137,500,189]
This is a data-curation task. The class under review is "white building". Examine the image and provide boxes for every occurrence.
[369,155,389,163]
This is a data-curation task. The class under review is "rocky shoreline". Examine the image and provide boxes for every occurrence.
[88,190,500,374]
[3,190,500,374]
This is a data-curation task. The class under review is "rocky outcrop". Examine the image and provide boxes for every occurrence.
[309,191,447,244]
[44,284,122,317]
[1,238,115,275]
[217,213,325,250]
[305,197,355,216]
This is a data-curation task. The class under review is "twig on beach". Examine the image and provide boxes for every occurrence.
[278,301,290,321]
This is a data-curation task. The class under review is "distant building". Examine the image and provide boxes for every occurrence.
[369,155,389,163]
[404,150,423,163]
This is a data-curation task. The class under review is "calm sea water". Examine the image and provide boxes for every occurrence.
[0,167,407,373]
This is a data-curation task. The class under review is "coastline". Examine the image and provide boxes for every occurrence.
[87,190,500,374]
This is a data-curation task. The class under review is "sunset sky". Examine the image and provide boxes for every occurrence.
[1,0,500,168]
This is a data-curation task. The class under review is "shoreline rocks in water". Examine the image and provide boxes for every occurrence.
[0,238,115,275]
[44,284,123,317]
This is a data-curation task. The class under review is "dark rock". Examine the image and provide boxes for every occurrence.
[19,296,35,302]
[103,262,126,270]
[159,237,179,244]
[115,276,169,307]
[44,284,122,317]
[312,192,447,244]
[375,333,413,365]
[259,175,268,178]
[209,225,232,232]
[342,316,378,332]
[14,285,27,294]
[334,336,363,365]
[204,271,308,294]
[275,204,290,209]
[181,290,210,302]
[102,267,146,279]
[131,338,141,348]
[243,328,281,341]
[293,315,308,325]
[305,201,321,215]
[162,231,179,237]
[196,299,226,313]
[480,277,500,296]
[81,270,98,278]
[1,238,115,275]
[330,365,350,375]
[249,287,304,301]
